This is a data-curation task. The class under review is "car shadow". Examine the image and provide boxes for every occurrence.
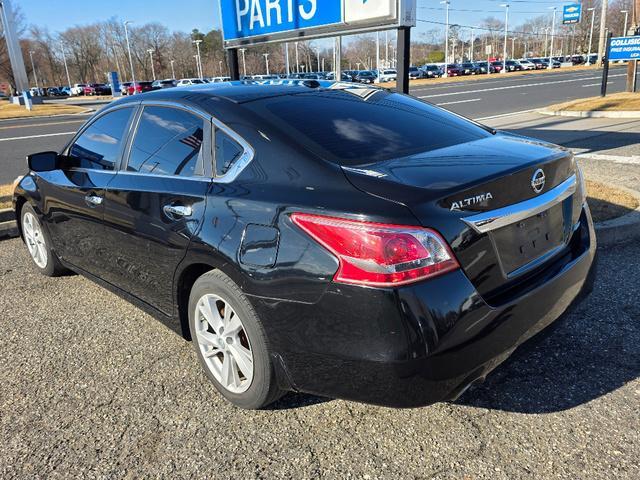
[266,392,330,410]
[499,120,640,156]
[456,243,640,413]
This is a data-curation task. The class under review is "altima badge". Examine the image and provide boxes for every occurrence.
[531,169,546,193]
[450,192,493,211]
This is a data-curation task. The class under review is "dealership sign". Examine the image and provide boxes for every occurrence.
[562,4,581,24]
[608,36,640,61]
[220,0,417,47]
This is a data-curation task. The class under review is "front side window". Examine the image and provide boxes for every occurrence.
[214,129,244,177]
[68,107,133,170]
[127,106,204,177]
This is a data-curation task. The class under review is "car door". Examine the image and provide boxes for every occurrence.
[100,103,211,315]
[43,105,136,275]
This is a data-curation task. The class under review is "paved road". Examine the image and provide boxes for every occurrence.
[0,114,91,184]
[0,67,628,185]
[411,65,627,119]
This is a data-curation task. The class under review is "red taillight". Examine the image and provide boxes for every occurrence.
[290,213,459,287]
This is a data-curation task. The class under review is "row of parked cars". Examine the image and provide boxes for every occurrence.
[28,54,598,99]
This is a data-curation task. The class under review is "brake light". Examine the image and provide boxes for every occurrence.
[290,213,459,287]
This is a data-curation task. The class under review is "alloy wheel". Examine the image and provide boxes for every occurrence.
[22,211,48,269]
[194,294,254,394]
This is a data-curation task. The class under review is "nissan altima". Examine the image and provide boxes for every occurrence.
[13,81,596,409]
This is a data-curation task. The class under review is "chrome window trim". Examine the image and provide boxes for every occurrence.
[211,115,255,184]
[132,100,254,184]
[462,174,577,234]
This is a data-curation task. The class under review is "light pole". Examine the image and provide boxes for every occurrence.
[28,50,39,90]
[124,21,136,89]
[500,4,509,72]
[385,30,389,67]
[147,49,156,80]
[543,28,550,57]
[193,40,203,79]
[60,42,72,89]
[295,42,300,73]
[469,27,474,61]
[586,8,596,64]
[376,31,380,82]
[596,0,608,65]
[170,59,176,79]
[621,10,629,35]
[239,48,247,77]
[193,55,199,76]
[548,7,557,70]
[263,53,270,75]
[315,47,321,72]
[285,42,290,76]
[511,37,516,59]
[441,0,450,78]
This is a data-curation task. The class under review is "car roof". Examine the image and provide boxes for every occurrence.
[107,80,386,109]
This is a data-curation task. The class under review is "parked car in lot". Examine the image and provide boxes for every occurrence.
[408,66,425,79]
[151,79,177,90]
[324,72,353,81]
[354,70,377,84]
[210,77,231,83]
[490,61,504,73]
[83,83,112,96]
[474,61,494,74]
[529,58,546,69]
[517,59,536,70]
[177,78,207,86]
[459,62,478,75]
[46,87,68,97]
[120,82,132,95]
[127,81,154,94]
[504,60,523,72]
[422,64,443,78]
[445,63,464,76]
[14,81,595,410]
[376,69,397,82]
[70,83,87,96]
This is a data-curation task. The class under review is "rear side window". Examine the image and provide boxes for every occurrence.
[68,107,133,170]
[127,106,204,177]
[247,90,491,166]
[214,129,243,177]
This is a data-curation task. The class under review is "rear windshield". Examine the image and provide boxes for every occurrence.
[244,89,491,166]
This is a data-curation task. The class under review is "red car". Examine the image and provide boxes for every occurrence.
[446,64,463,76]
[490,61,505,73]
[127,81,154,95]
[83,83,112,96]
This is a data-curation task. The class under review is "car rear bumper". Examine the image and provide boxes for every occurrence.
[251,206,596,407]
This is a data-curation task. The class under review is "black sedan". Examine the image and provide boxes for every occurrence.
[354,71,377,84]
[13,81,596,409]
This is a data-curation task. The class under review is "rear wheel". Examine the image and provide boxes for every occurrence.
[20,204,67,277]
[188,270,284,409]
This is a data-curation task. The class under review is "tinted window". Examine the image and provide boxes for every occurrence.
[246,90,491,166]
[214,129,243,177]
[127,106,204,177]
[68,107,133,170]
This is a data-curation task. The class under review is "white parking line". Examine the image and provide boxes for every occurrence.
[418,74,626,99]
[436,98,482,106]
[0,132,75,142]
[576,153,640,165]
[582,82,610,87]
[473,109,537,121]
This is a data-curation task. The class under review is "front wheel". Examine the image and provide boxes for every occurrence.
[188,270,284,409]
[20,204,67,276]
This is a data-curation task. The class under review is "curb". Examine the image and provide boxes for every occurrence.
[538,109,640,119]
[0,109,94,122]
[590,180,640,247]
[0,207,17,240]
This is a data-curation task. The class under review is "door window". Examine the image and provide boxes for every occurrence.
[127,106,205,177]
[68,107,133,170]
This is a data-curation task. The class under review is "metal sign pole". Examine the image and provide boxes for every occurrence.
[335,36,342,81]
[228,48,240,81]
[396,26,411,94]
[601,32,612,97]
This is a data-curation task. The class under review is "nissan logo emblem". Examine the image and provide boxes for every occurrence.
[531,169,546,194]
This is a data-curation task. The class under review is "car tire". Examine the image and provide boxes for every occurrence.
[20,204,67,277]
[188,270,285,409]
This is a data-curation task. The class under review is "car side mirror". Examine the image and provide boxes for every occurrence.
[27,151,59,172]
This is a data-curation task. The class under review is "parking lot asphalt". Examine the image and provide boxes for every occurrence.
[1,231,638,479]
[411,65,627,119]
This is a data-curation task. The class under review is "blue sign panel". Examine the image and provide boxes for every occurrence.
[562,4,581,24]
[608,36,640,61]
[221,0,342,42]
